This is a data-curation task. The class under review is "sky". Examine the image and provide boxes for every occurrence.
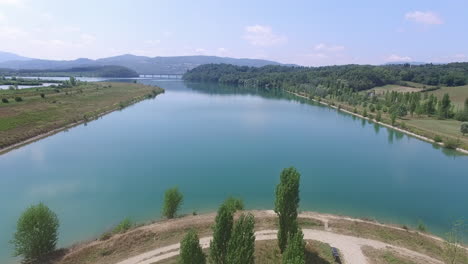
[0,0,467,66]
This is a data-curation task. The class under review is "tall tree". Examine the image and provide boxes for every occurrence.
[275,167,301,253]
[210,203,234,264]
[226,213,255,264]
[180,230,206,264]
[282,228,305,264]
[438,93,452,119]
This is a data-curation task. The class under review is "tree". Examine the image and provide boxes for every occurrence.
[69,77,77,86]
[162,187,183,219]
[376,110,382,122]
[275,167,301,253]
[444,220,467,264]
[210,203,234,264]
[282,228,305,264]
[226,213,255,264]
[180,230,206,264]
[461,122,468,136]
[223,197,244,213]
[11,203,59,262]
[438,93,452,119]
[390,112,397,126]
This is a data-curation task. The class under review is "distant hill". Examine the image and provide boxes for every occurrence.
[0,65,139,78]
[0,53,284,75]
[0,51,31,63]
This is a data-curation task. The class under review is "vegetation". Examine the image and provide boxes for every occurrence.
[275,167,301,253]
[226,213,256,264]
[0,82,163,150]
[461,122,468,136]
[210,203,234,264]
[444,220,467,264]
[11,203,59,262]
[163,187,184,219]
[179,230,206,264]
[223,196,245,212]
[282,228,306,264]
[113,218,133,234]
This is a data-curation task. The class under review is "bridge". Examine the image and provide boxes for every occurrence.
[139,74,183,79]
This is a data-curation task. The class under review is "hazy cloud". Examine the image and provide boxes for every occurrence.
[386,54,412,62]
[314,43,345,52]
[405,11,443,25]
[243,25,287,46]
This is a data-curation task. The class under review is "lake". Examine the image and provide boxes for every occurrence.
[0,79,467,263]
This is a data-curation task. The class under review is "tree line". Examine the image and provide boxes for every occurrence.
[183,63,468,92]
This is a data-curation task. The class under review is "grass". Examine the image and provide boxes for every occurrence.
[429,85,468,109]
[362,246,419,264]
[370,84,422,95]
[0,82,164,150]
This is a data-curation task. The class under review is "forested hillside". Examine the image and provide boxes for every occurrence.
[183,63,468,91]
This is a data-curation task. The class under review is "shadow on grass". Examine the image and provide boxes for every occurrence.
[305,249,333,264]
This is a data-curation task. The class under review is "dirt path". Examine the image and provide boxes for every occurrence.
[116,228,443,264]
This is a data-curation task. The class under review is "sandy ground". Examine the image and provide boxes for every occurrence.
[115,211,445,264]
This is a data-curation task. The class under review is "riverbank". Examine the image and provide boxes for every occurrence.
[286,91,468,155]
[41,210,466,264]
[0,82,164,155]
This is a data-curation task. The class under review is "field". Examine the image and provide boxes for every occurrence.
[0,82,163,151]
[370,85,422,95]
[429,85,468,109]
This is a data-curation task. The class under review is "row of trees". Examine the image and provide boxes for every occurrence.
[178,167,305,264]
[183,63,468,92]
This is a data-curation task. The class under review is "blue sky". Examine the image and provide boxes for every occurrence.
[0,0,467,65]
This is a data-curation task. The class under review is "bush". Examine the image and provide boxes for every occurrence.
[180,230,206,264]
[282,228,305,264]
[11,203,59,262]
[444,138,461,149]
[113,218,132,234]
[2,98,8,103]
[15,96,23,102]
[162,187,183,219]
[40,93,45,98]
[210,203,234,264]
[434,135,443,143]
[224,197,244,213]
[461,122,468,136]
[417,220,427,232]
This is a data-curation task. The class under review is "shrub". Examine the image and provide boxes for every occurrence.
[461,122,468,136]
[15,97,23,102]
[100,232,112,241]
[180,230,206,264]
[113,218,132,234]
[417,220,427,232]
[444,138,461,149]
[2,98,8,103]
[210,203,234,264]
[162,187,183,219]
[40,93,45,98]
[434,135,443,143]
[224,197,244,213]
[11,203,59,262]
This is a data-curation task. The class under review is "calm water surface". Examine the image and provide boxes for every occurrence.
[0,79,467,263]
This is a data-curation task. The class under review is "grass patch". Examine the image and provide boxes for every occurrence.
[362,246,419,264]
[429,85,468,109]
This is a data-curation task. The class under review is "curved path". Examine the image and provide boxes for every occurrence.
[116,229,443,264]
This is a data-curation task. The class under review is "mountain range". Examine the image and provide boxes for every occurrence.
[0,52,283,75]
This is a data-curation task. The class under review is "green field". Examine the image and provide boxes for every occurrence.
[429,85,468,109]
[369,84,422,95]
[0,82,163,150]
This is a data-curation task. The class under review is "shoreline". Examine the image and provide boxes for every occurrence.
[286,90,468,155]
[0,90,163,156]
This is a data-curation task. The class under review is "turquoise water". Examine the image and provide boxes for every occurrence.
[1,79,467,263]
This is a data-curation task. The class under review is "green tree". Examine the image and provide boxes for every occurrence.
[275,167,300,253]
[376,110,382,122]
[210,203,234,264]
[180,230,206,264]
[363,108,368,117]
[226,213,255,264]
[282,228,305,264]
[223,197,244,213]
[69,77,77,86]
[162,187,183,219]
[390,112,397,126]
[11,203,59,262]
[438,93,451,119]
[461,122,468,136]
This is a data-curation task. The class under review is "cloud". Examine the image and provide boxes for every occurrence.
[144,39,161,46]
[314,43,345,52]
[80,33,96,45]
[0,26,28,39]
[243,25,287,46]
[386,54,413,62]
[405,11,443,25]
[0,0,23,6]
